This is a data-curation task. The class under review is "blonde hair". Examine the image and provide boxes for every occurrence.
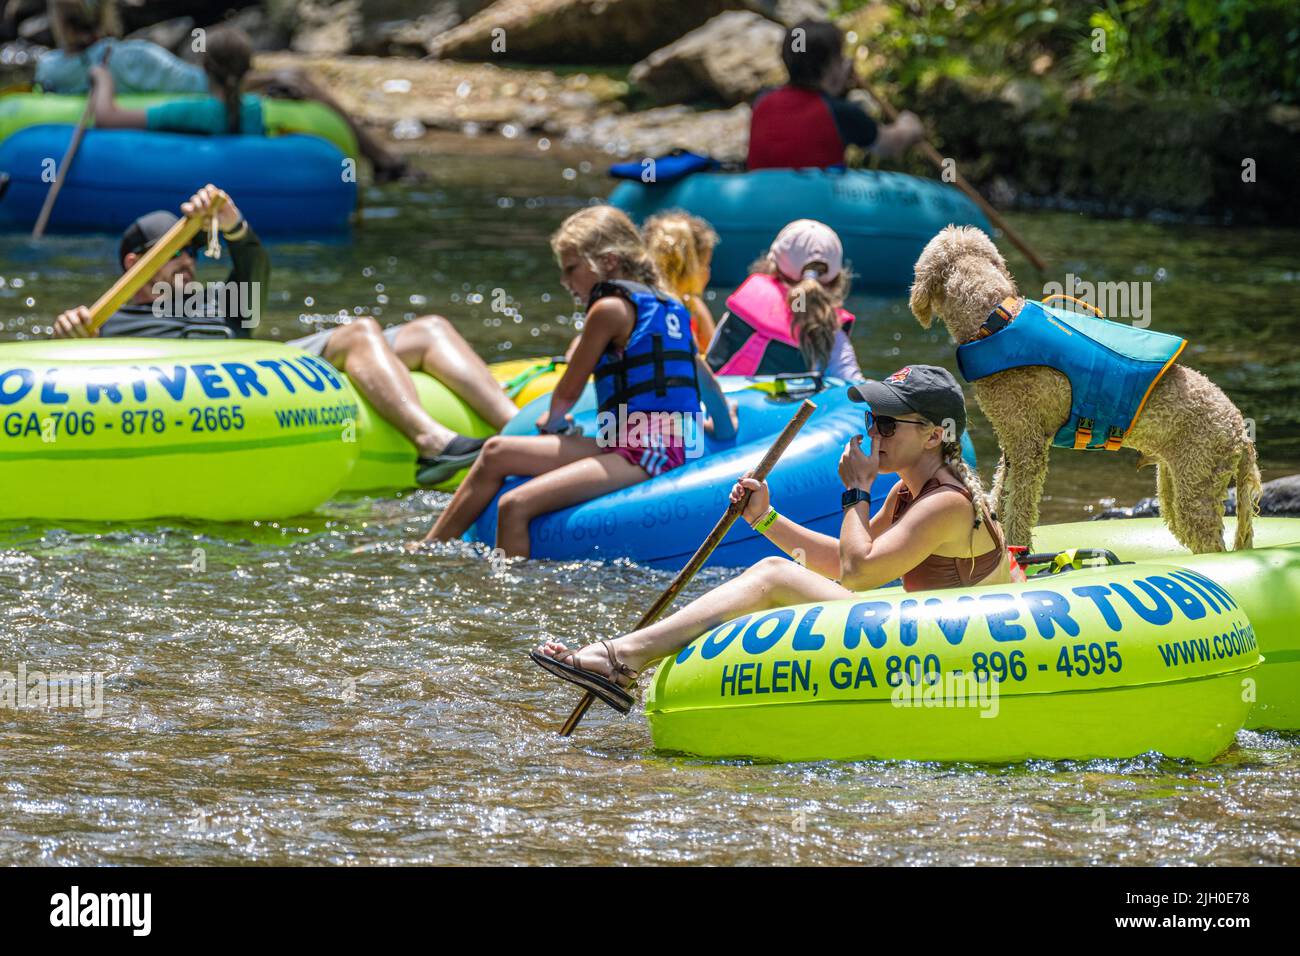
[749,255,851,372]
[643,211,717,300]
[550,206,661,289]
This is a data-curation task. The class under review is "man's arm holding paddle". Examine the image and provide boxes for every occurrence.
[53,185,243,339]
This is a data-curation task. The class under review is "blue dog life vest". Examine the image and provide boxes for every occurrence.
[590,280,701,416]
[955,298,1185,451]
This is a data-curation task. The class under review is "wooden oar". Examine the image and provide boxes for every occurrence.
[32,51,110,239]
[31,94,94,238]
[860,79,1048,273]
[558,398,818,737]
[85,195,225,334]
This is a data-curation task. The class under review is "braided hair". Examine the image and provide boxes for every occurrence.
[202,26,253,135]
[940,439,995,528]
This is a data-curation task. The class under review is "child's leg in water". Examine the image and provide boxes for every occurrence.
[426,434,600,543]
[494,452,649,557]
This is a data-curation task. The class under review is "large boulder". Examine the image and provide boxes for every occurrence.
[124,16,196,55]
[287,0,363,55]
[630,10,784,107]
[743,0,837,28]
[264,0,492,56]
[428,0,749,65]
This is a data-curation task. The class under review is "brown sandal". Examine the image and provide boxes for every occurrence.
[530,640,639,714]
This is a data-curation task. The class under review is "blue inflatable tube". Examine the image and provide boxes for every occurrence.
[0,125,355,235]
[467,377,977,569]
[609,168,991,292]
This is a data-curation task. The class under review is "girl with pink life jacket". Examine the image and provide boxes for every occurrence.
[704,219,864,382]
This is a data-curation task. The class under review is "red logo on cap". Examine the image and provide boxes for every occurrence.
[886,367,912,384]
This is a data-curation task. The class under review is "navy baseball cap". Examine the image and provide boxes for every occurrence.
[118,210,197,267]
[848,365,967,437]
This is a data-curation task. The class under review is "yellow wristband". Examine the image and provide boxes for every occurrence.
[751,507,779,534]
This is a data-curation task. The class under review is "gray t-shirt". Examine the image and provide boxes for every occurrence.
[36,38,207,95]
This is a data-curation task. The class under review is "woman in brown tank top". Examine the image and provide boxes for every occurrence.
[531,365,1011,713]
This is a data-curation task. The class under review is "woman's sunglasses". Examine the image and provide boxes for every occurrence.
[870,413,929,437]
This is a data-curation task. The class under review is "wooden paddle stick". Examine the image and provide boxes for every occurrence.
[861,80,1048,273]
[32,94,95,239]
[85,194,225,334]
[32,50,111,239]
[558,398,818,737]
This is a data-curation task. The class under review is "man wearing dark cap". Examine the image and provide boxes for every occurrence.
[51,185,508,485]
[53,185,266,339]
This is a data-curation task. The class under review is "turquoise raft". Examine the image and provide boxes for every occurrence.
[469,377,976,569]
[609,168,991,291]
[645,518,1300,763]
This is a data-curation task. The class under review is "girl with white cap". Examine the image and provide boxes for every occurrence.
[705,218,864,382]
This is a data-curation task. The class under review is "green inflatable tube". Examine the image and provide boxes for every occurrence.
[0,93,358,159]
[646,519,1300,762]
[342,371,498,494]
[1032,519,1300,731]
[0,339,361,522]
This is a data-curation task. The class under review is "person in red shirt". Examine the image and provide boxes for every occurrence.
[748,19,925,170]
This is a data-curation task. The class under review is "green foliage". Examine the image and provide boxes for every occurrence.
[837,0,1298,104]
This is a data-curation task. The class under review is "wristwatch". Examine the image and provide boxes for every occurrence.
[841,487,871,510]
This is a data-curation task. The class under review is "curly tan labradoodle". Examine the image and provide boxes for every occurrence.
[909,225,1260,553]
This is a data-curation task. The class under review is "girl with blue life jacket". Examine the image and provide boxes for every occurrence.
[706,219,864,382]
[422,207,737,558]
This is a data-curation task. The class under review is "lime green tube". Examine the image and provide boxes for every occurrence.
[1032,518,1300,731]
[1030,518,1300,560]
[0,340,360,521]
[0,93,358,158]
[646,537,1296,762]
[345,371,497,493]
[343,358,568,494]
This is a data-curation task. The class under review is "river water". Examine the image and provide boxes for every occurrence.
[1,149,1297,865]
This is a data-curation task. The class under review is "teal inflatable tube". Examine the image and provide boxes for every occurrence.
[609,168,992,291]
[467,377,977,569]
